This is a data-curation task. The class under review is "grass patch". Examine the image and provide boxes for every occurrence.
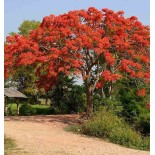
[66,107,150,151]
[4,136,25,155]
[7,103,51,116]
[4,136,16,155]
[65,125,82,135]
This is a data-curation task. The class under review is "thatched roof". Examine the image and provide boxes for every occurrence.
[4,88,28,98]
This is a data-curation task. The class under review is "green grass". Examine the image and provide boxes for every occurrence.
[4,136,16,155]
[8,103,50,109]
[66,107,150,151]
[4,136,26,155]
[7,103,51,116]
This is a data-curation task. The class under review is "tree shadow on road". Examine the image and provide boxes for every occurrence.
[4,114,81,126]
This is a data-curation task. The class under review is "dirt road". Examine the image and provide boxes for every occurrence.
[4,115,150,155]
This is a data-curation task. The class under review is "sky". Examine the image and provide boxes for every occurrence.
[5,0,150,38]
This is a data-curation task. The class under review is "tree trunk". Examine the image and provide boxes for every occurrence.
[5,97,8,115]
[17,102,19,115]
[86,79,93,118]
[104,82,113,98]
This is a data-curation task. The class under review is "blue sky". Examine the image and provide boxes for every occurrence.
[5,0,150,38]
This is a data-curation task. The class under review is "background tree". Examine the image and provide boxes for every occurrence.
[49,73,86,114]
[5,20,41,103]
[9,20,41,37]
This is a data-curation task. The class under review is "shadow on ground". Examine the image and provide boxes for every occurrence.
[4,114,81,125]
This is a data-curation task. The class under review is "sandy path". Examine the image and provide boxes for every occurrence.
[4,115,149,155]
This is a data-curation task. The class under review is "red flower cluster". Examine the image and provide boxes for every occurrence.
[102,70,121,81]
[140,55,149,63]
[104,52,115,65]
[136,89,147,97]
[146,102,150,109]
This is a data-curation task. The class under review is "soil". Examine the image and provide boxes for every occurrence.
[4,115,150,155]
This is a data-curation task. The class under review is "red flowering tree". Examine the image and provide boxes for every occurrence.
[5,7,150,117]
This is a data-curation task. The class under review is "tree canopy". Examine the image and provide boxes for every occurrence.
[5,7,150,116]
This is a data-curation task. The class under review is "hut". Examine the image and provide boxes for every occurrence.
[4,88,28,115]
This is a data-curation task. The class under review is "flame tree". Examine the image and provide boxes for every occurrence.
[5,7,150,117]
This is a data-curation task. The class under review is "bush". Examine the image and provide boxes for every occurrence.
[69,107,149,150]
[32,105,51,115]
[93,96,123,116]
[19,103,36,116]
[50,106,61,114]
[93,79,150,136]
[119,85,150,136]
[7,103,17,116]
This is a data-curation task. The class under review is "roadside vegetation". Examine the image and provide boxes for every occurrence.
[66,107,149,151]
[4,136,16,155]
[7,103,51,116]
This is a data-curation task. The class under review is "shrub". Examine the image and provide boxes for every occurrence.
[31,105,51,115]
[69,107,149,150]
[19,103,36,116]
[7,103,17,116]
[93,96,123,116]
[119,84,150,136]
[50,106,61,114]
[93,79,150,136]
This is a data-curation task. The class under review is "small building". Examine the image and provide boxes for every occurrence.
[4,88,28,115]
